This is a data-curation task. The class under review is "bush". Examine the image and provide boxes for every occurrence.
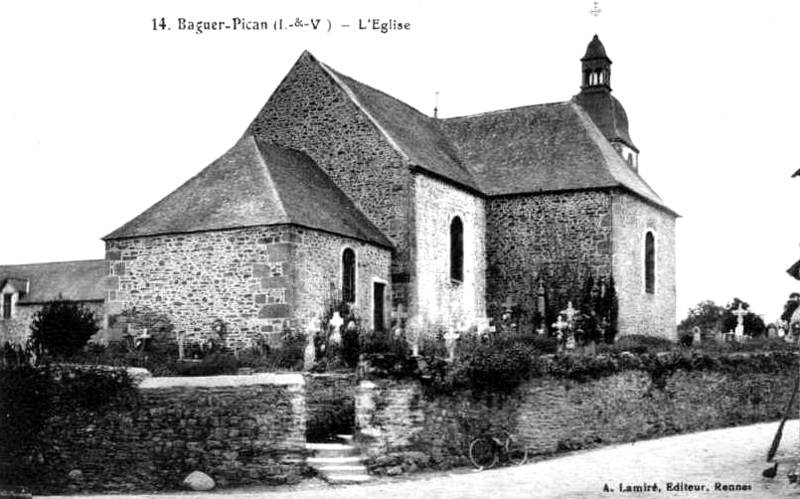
[30,300,99,359]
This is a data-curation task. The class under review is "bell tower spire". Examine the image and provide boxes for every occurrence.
[574,34,641,171]
[580,34,612,93]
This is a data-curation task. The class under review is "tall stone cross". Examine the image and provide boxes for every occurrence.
[561,302,579,325]
[444,327,460,362]
[733,303,748,327]
[391,304,409,327]
[329,312,344,345]
[552,315,569,339]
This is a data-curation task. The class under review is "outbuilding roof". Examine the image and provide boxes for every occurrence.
[104,136,392,248]
[0,260,107,304]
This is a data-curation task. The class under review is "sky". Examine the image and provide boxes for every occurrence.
[1,0,799,323]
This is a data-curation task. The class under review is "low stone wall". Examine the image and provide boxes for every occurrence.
[356,362,798,472]
[27,370,307,492]
[304,372,357,441]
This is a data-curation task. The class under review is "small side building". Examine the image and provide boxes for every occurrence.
[0,260,108,345]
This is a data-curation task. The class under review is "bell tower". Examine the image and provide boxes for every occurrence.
[581,34,612,93]
[575,35,640,171]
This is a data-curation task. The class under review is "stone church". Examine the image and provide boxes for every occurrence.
[2,36,677,347]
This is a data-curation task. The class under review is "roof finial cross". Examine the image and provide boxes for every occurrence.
[589,1,602,17]
[433,91,439,119]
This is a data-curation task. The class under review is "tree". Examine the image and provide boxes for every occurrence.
[678,300,725,336]
[721,298,766,337]
[30,299,99,358]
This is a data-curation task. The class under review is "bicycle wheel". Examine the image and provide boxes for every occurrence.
[505,439,528,466]
[469,438,498,469]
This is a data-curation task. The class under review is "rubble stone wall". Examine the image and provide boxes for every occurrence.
[485,191,613,317]
[105,225,390,348]
[247,52,414,305]
[612,192,677,339]
[413,174,486,331]
[12,369,307,492]
[356,366,795,471]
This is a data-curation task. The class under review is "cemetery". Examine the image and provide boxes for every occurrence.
[1,292,799,493]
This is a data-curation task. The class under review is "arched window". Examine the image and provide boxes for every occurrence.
[450,217,464,282]
[644,231,655,294]
[342,248,356,303]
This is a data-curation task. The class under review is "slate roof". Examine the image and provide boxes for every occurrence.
[583,34,611,61]
[317,57,479,192]
[788,259,800,280]
[438,100,674,213]
[104,136,392,248]
[0,260,107,304]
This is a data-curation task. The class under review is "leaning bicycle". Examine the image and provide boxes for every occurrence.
[468,431,528,470]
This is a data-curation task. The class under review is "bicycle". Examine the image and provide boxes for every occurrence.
[468,431,528,470]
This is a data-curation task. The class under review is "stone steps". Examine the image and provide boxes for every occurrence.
[306,435,371,484]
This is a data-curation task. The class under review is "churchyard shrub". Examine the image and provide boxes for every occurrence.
[30,299,99,359]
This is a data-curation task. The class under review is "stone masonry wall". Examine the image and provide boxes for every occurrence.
[293,231,391,332]
[414,174,486,332]
[248,52,414,304]
[28,371,307,492]
[612,192,677,339]
[356,364,796,470]
[485,191,613,318]
[105,225,390,349]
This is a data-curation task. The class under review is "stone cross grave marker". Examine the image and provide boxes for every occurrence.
[552,315,568,339]
[444,327,460,362]
[561,302,579,325]
[733,304,747,326]
[733,303,747,340]
[391,304,409,326]
[329,312,344,345]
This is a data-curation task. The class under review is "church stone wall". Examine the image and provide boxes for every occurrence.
[485,191,613,319]
[293,231,391,332]
[247,54,413,304]
[611,192,677,339]
[104,225,390,348]
[413,174,486,331]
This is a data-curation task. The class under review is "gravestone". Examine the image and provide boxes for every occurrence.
[391,304,409,329]
[329,312,344,345]
[733,303,747,340]
[552,315,569,353]
[444,327,460,362]
[561,302,579,325]
[692,326,702,345]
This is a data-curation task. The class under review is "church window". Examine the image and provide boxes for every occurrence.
[450,216,464,283]
[2,293,12,319]
[645,231,655,294]
[342,248,356,303]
